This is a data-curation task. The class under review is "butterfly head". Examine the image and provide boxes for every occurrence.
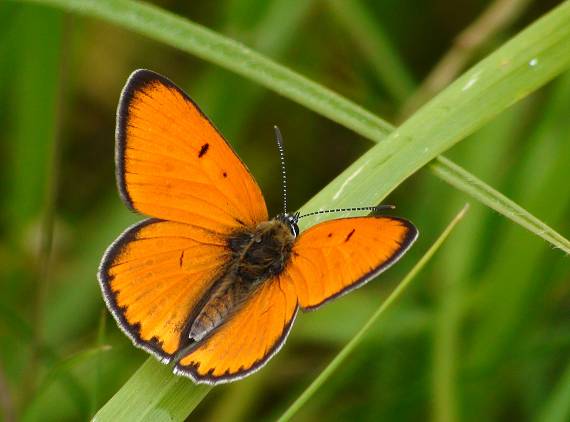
[276,212,300,238]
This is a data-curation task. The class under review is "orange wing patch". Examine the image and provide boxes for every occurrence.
[286,216,418,310]
[174,275,298,383]
[116,69,268,233]
[98,218,229,362]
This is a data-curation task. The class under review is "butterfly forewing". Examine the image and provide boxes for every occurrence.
[116,69,268,231]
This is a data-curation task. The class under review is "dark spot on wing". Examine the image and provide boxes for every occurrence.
[198,143,209,158]
[235,218,245,226]
[179,251,184,268]
[345,229,355,242]
[223,171,227,178]
[149,335,164,348]
[327,233,332,238]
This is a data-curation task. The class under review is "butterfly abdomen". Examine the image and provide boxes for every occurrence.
[188,270,249,341]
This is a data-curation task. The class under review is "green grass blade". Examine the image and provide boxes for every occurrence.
[5,4,66,415]
[431,156,570,254]
[20,0,570,251]
[25,0,393,141]
[300,0,570,213]
[93,359,211,422]
[4,4,62,241]
[278,204,470,422]
[402,0,533,115]
[191,0,315,141]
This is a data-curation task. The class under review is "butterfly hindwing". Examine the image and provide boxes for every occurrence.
[285,216,418,310]
[174,275,298,383]
[98,219,230,362]
[116,69,268,233]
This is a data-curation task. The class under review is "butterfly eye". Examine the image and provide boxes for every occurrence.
[282,214,299,238]
[289,222,299,238]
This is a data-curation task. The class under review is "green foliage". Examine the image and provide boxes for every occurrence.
[1,1,569,421]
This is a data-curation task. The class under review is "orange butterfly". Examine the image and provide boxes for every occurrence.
[98,69,418,384]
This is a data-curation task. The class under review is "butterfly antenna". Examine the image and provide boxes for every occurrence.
[297,204,395,220]
[274,125,288,215]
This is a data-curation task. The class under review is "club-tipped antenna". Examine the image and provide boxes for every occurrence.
[297,204,395,220]
[274,125,288,215]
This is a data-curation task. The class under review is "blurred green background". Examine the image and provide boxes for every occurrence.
[1,0,569,421]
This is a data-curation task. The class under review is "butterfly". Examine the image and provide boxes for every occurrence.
[98,69,418,385]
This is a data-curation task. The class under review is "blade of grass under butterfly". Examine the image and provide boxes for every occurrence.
[93,358,211,421]
[277,204,470,422]
[21,0,570,254]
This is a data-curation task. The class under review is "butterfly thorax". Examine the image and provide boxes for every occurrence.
[187,219,295,342]
[230,219,296,283]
